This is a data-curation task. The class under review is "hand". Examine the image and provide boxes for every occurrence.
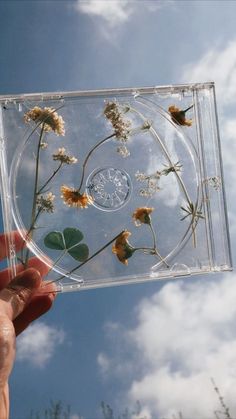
[0,231,56,418]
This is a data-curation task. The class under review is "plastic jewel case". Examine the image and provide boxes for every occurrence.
[0,82,232,293]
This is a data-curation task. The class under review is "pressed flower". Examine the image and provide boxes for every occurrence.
[135,171,147,181]
[132,207,154,226]
[36,192,55,213]
[112,230,134,265]
[61,185,93,208]
[168,105,193,127]
[135,170,161,182]
[40,142,48,149]
[141,120,152,130]
[117,145,130,158]
[24,106,65,135]
[53,148,78,165]
[104,101,131,141]
[122,105,131,113]
[181,202,204,222]
[161,161,182,176]
[135,171,161,197]
[139,189,153,197]
[204,176,221,191]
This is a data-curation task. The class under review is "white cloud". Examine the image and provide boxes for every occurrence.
[74,0,132,27]
[74,0,173,31]
[97,352,111,374]
[17,321,65,368]
[228,209,236,239]
[181,39,236,216]
[219,118,236,205]
[146,1,173,13]
[99,274,236,417]
[181,40,236,106]
[223,118,236,140]
[222,117,236,170]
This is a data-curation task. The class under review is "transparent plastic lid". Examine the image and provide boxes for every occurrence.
[0,83,232,293]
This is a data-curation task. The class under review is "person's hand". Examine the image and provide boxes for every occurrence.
[0,231,56,418]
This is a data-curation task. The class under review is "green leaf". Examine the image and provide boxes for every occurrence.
[68,243,89,262]
[63,228,83,248]
[44,231,65,250]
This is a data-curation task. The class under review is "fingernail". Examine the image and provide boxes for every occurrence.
[42,284,57,299]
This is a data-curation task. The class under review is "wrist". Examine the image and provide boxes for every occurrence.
[0,383,9,419]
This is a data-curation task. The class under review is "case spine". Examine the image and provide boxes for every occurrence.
[0,106,17,278]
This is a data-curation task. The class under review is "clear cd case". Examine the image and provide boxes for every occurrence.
[0,83,232,293]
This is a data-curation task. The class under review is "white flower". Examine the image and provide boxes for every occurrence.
[117,145,130,158]
[104,101,131,141]
[24,106,65,136]
[52,148,78,165]
[36,192,55,213]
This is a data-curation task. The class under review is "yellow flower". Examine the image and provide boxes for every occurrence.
[112,230,134,265]
[61,185,93,208]
[132,207,154,226]
[168,105,192,127]
[24,106,65,135]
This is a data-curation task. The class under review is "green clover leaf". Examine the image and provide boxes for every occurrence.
[44,228,89,262]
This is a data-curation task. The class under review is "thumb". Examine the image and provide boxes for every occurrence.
[0,269,41,321]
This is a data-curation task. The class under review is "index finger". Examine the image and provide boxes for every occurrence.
[0,256,52,290]
[0,231,25,261]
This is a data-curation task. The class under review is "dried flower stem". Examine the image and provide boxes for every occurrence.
[129,105,192,206]
[211,378,232,419]
[133,246,168,267]
[133,221,169,267]
[27,208,42,234]
[24,124,45,266]
[37,161,63,195]
[183,104,194,113]
[47,249,68,275]
[78,133,116,190]
[149,221,169,267]
[23,106,66,266]
[150,126,192,205]
[129,105,202,247]
[149,220,157,249]
[21,209,43,268]
[181,201,204,248]
[192,224,196,248]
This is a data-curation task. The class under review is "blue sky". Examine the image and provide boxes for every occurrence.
[1,1,236,418]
